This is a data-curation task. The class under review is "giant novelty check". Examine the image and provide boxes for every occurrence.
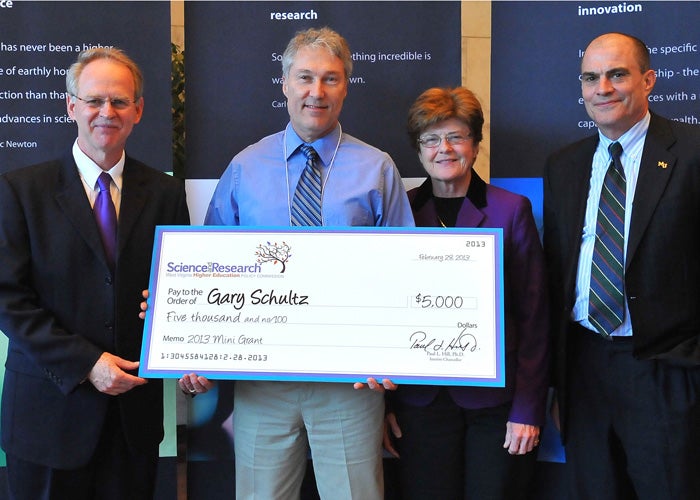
[140,227,505,386]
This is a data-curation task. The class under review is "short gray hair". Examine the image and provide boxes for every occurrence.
[66,47,144,100]
[281,27,353,79]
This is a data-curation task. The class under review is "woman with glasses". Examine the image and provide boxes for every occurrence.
[384,87,550,500]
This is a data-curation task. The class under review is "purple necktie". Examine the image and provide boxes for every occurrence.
[94,172,117,270]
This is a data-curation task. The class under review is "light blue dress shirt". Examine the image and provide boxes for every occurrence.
[204,122,412,500]
[573,112,650,336]
[205,122,414,228]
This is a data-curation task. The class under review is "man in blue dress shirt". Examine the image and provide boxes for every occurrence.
[182,27,414,500]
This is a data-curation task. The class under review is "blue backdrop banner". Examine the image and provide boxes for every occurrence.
[491,0,700,179]
[184,1,461,180]
[0,1,172,175]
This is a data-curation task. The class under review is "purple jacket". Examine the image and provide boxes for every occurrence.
[392,172,550,425]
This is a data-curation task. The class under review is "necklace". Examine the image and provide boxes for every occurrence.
[283,123,342,226]
[433,195,464,229]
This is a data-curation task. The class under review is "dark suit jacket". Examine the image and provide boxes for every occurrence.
[0,151,190,469]
[392,173,550,426]
[543,112,700,439]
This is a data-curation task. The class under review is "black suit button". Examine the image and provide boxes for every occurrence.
[105,276,113,285]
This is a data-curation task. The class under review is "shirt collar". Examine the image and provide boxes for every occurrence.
[597,111,650,157]
[72,139,125,191]
[284,122,342,166]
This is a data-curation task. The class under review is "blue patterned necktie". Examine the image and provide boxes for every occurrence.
[589,142,625,337]
[291,145,322,226]
[94,172,117,270]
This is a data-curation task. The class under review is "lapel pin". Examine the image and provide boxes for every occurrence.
[658,161,668,169]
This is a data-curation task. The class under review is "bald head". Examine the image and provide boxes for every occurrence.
[579,32,656,139]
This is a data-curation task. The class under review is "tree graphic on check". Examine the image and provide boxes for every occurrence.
[255,241,292,273]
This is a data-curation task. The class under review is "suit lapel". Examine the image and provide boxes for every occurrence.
[53,153,110,268]
[561,138,597,290]
[626,115,676,267]
[455,199,485,227]
[53,154,153,270]
[456,172,486,228]
[118,158,150,259]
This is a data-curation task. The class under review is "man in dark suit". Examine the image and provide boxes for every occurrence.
[544,32,700,499]
[0,48,189,499]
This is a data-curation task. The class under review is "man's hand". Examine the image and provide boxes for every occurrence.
[88,352,147,395]
[178,373,215,396]
[353,377,397,393]
[138,289,149,320]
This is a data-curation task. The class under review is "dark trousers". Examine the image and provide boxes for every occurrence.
[394,389,537,500]
[565,324,700,500]
[6,401,158,500]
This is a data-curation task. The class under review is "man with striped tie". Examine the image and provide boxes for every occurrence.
[543,32,700,500]
[182,27,414,500]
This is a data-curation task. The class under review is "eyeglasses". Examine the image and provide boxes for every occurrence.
[72,95,136,110]
[418,133,472,148]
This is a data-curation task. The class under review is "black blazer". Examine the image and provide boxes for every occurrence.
[0,152,190,468]
[543,112,700,438]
